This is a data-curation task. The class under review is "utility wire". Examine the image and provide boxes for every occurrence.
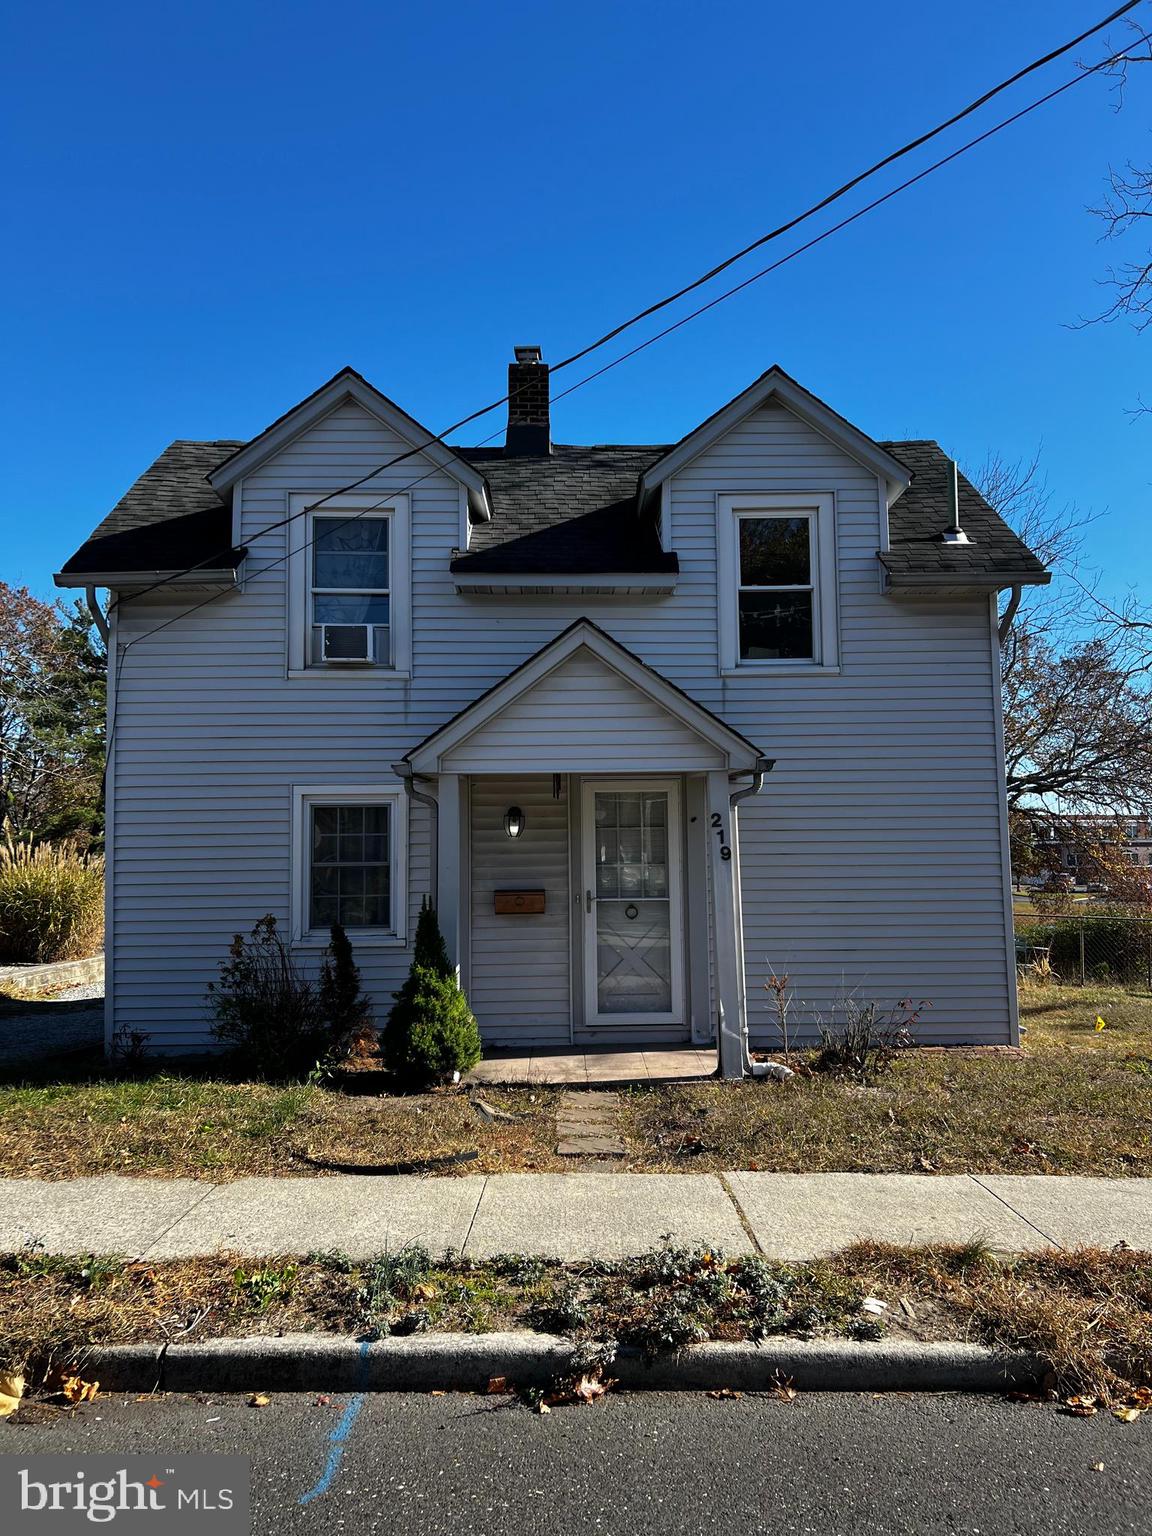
[110,0,1144,612]
[99,21,1150,768]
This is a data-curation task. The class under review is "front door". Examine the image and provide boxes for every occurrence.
[580,779,685,1033]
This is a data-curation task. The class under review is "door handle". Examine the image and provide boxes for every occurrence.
[585,889,595,913]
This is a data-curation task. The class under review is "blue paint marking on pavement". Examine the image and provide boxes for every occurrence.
[298,1340,373,1505]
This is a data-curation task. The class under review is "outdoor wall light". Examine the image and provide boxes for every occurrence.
[503,806,525,839]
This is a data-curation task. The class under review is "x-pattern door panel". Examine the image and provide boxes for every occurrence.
[582,779,684,1028]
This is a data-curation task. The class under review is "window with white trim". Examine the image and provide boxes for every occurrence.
[292,787,407,943]
[287,493,411,676]
[310,516,390,664]
[718,493,838,670]
[736,513,815,661]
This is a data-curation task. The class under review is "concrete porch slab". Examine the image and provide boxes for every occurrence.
[141,1175,486,1260]
[464,1172,752,1259]
[724,1172,1049,1260]
[466,1047,714,1088]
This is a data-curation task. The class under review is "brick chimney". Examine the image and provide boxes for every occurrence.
[505,345,550,456]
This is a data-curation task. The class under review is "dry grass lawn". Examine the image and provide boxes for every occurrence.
[619,983,1152,1176]
[0,982,1148,1179]
[0,1077,564,1179]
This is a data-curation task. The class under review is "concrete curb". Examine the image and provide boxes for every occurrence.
[84,1332,1047,1396]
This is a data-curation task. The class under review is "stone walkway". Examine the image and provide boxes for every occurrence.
[554,1091,626,1156]
[2,1172,1151,1262]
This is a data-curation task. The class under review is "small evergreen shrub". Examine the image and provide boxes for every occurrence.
[318,922,375,1054]
[207,914,373,1078]
[0,838,104,964]
[382,899,481,1088]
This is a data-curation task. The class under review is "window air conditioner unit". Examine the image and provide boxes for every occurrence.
[322,624,373,663]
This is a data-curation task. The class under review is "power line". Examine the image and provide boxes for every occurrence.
[99,21,1150,766]
[116,23,1148,657]
[110,0,1144,611]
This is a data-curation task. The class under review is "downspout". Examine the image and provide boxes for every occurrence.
[85,587,109,646]
[722,757,775,1077]
[997,584,1023,646]
[391,762,439,910]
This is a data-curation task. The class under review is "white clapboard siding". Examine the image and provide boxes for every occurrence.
[442,653,725,772]
[671,401,1013,1044]
[107,393,1015,1050]
[468,775,571,1046]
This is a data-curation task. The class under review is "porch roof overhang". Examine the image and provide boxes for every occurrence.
[404,619,769,775]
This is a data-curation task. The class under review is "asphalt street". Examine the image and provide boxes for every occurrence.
[4,1390,1150,1534]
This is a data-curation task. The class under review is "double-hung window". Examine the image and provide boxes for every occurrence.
[292,786,407,943]
[287,493,411,676]
[718,493,837,670]
[736,513,815,661]
[310,516,390,664]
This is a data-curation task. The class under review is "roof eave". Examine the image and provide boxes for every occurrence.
[452,571,678,594]
[54,564,244,592]
[881,563,1052,594]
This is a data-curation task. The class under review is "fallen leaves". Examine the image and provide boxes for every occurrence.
[248,1393,270,1408]
[706,1387,743,1400]
[486,1376,509,1395]
[1062,1395,1099,1418]
[572,1371,611,1404]
[59,1374,99,1405]
[0,1372,25,1419]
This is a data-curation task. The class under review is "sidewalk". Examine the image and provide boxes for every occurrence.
[3,1171,1152,1261]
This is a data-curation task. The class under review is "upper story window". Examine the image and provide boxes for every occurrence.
[311,517,390,664]
[737,514,815,661]
[287,493,410,677]
[718,492,838,672]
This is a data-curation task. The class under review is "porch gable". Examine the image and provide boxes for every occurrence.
[405,620,766,774]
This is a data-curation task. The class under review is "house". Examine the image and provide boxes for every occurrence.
[56,353,1049,1074]
[1028,815,1152,880]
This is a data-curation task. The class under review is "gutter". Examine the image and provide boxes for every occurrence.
[85,587,109,645]
[997,584,1023,645]
[392,762,440,908]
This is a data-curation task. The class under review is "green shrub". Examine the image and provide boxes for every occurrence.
[318,921,374,1051]
[382,900,481,1088]
[1040,915,1152,985]
[207,914,374,1078]
[0,839,104,963]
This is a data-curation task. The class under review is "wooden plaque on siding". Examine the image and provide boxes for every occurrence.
[494,890,546,915]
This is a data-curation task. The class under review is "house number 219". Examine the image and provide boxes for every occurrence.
[710,812,731,861]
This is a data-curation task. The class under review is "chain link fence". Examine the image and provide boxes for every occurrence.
[1015,912,1152,990]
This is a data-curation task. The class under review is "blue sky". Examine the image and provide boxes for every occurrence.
[3,0,1148,605]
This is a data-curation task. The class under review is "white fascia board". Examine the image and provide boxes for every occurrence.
[206,372,492,519]
[639,368,912,502]
[405,619,763,774]
[452,573,677,593]
[54,567,242,590]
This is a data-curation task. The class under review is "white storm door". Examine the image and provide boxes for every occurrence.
[581,779,684,1027]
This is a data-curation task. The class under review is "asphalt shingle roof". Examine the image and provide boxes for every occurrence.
[59,433,1047,586]
[451,445,677,574]
[875,441,1049,586]
[59,441,243,576]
